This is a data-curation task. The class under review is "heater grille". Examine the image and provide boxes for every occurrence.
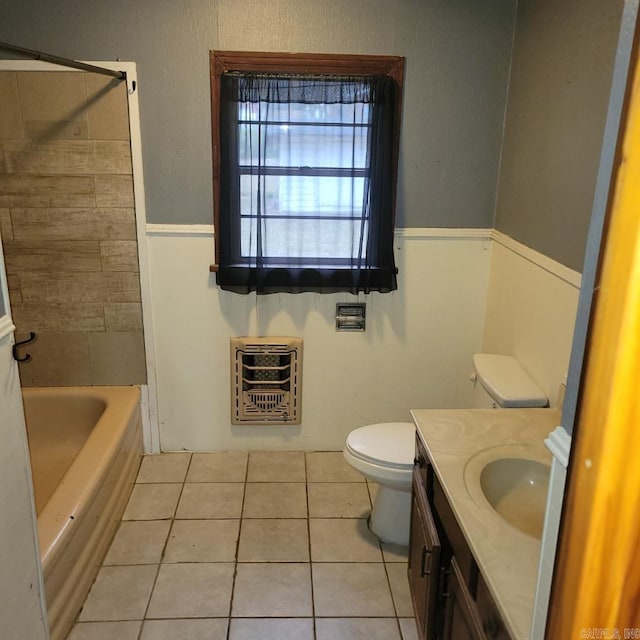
[230,337,302,424]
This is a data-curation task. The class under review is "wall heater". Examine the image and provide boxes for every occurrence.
[230,337,303,425]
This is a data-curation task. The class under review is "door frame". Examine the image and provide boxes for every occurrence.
[546,33,640,636]
[0,222,15,342]
[0,203,49,637]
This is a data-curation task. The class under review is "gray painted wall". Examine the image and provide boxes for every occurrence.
[561,0,640,435]
[0,0,515,227]
[495,0,625,271]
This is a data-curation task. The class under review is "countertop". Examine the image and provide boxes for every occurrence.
[410,407,561,640]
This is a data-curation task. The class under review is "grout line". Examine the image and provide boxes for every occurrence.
[182,451,195,484]
[137,453,192,634]
[167,455,191,521]
[136,477,185,631]
[304,452,318,640]
[225,452,250,639]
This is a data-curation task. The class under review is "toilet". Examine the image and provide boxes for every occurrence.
[343,353,548,546]
[344,421,416,545]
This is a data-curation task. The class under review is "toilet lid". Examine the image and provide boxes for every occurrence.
[346,422,416,469]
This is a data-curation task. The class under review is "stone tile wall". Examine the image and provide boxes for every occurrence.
[0,71,146,386]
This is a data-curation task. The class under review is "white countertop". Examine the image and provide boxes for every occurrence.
[411,407,560,640]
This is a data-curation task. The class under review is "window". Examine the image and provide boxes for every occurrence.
[210,51,404,294]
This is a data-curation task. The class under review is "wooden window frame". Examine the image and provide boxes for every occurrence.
[208,50,404,272]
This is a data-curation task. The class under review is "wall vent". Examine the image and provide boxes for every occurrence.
[230,337,303,425]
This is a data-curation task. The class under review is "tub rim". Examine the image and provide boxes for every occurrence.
[21,385,141,570]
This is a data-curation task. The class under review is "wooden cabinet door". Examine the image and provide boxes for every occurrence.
[408,468,441,640]
[442,557,486,640]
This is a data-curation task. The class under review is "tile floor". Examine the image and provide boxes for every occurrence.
[67,451,419,640]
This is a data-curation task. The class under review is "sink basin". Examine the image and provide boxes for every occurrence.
[479,458,550,538]
[464,445,551,539]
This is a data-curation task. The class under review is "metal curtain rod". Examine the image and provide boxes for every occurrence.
[0,41,126,80]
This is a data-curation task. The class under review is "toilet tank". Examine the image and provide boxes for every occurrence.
[471,354,548,409]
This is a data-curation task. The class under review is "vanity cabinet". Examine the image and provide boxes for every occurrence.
[408,435,510,640]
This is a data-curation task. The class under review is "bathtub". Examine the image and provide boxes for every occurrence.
[22,386,143,640]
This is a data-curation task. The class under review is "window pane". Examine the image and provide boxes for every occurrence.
[239,101,369,124]
[241,217,369,260]
[240,175,367,217]
[238,122,369,169]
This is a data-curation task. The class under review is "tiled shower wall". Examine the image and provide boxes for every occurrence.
[0,71,146,386]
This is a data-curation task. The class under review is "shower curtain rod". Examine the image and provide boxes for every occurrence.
[0,41,126,80]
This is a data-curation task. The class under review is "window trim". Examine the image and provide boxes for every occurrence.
[209,50,404,280]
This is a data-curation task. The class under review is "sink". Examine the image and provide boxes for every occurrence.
[479,458,550,538]
[463,445,551,539]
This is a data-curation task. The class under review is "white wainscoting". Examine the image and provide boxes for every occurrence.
[146,227,492,451]
[146,226,581,451]
[482,231,582,407]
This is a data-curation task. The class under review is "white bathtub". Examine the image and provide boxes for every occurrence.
[22,386,142,640]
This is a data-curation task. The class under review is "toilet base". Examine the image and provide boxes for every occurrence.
[369,484,411,546]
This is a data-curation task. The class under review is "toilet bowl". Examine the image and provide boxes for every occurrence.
[343,422,416,546]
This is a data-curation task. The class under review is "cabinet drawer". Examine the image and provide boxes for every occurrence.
[433,477,478,591]
[476,574,510,640]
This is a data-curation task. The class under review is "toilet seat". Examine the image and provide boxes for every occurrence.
[345,422,415,469]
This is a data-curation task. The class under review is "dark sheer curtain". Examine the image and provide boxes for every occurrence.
[217,72,398,294]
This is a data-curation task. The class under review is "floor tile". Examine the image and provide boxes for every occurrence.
[123,483,182,520]
[242,482,307,518]
[237,519,309,562]
[136,453,191,483]
[310,518,382,562]
[104,520,171,565]
[399,617,420,640]
[312,563,395,617]
[146,563,234,618]
[308,483,371,518]
[78,565,157,621]
[387,563,414,617]
[140,618,228,640]
[67,621,142,640]
[175,482,244,519]
[228,619,314,640]
[186,451,248,482]
[163,519,240,562]
[72,447,419,636]
[232,563,313,617]
[382,542,410,563]
[316,618,402,640]
[247,451,306,482]
[306,451,363,482]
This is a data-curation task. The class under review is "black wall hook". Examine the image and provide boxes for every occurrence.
[13,331,37,362]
